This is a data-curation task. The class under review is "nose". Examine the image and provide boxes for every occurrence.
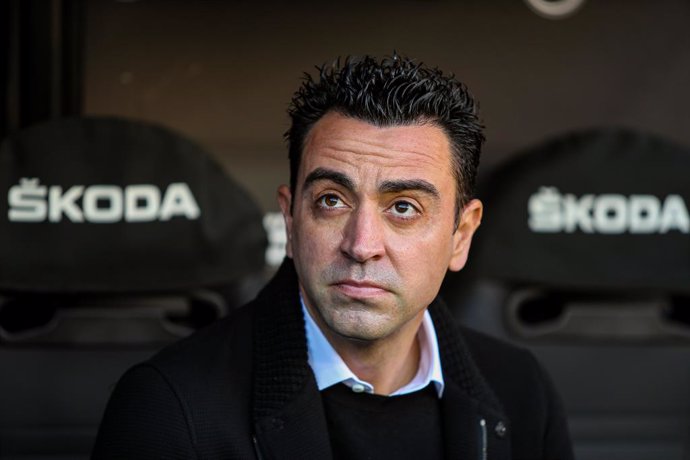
[339,204,385,263]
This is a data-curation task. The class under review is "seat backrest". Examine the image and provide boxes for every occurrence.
[1,116,266,295]
[0,117,267,459]
[442,128,690,460]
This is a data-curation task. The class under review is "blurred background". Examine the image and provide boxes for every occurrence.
[1,0,689,459]
[5,0,690,210]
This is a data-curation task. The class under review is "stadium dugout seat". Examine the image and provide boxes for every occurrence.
[0,117,267,459]
[442,128,690,460]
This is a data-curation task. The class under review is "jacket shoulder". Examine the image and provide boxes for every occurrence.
[458,326,538,374]
[94,303,257,458]
[458,326,574,460]
[458,325,554,416]
[148,301,255,376]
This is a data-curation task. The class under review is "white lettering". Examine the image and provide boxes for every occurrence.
[159,183,200,221]
[125,185,160,222]
[49,185,84,222]
[564,194,594,233]
[82,186,122,223]
[6,178,201,224]
[593,195,627,234]
[629,195,659,234]
[8,178,47,222]
[659,195,690,233]
[528,187,689,234]
[528,187,562,232]
[263,212,287,267]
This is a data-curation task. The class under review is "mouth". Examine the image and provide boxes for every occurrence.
[332,280,389,299]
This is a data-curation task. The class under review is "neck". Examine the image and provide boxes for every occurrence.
[309,304,425,396]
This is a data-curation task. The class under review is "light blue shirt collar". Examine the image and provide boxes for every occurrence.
[301,297,444,398]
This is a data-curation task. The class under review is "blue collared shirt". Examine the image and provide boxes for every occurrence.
[301,298,444,397]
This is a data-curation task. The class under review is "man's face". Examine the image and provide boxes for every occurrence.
[278,112,482,343]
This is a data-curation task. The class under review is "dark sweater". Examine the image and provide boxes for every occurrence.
[322,384,444,460]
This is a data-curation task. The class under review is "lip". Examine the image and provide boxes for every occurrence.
[332,280,389,298]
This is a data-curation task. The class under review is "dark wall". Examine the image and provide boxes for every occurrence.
[2,0,83,139]
[82,0,690,211]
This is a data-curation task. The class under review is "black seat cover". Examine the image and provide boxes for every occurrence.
[473,128,690,291]
[0,117,267,459]
[443,128,690,460]
[0,116,266,294]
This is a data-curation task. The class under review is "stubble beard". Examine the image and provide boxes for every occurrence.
[301,260,412,343]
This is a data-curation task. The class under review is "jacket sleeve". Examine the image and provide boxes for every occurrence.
[534,358,575,460]
[92,364,197,459]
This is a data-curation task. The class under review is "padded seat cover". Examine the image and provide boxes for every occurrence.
[0,117,267,293]
[472,129,690,292]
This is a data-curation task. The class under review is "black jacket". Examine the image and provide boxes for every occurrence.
[93,260,574,459]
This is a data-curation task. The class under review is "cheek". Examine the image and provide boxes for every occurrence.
[395,218,454,256]
[391,228,454,285]
[293,216,341,262]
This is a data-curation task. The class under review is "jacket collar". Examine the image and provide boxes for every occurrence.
[251,259,509,459]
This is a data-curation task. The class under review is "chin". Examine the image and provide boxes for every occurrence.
[323,307,398,342]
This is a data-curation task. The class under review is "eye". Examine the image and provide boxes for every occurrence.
[389,200,420,218]
[316,194,347,209]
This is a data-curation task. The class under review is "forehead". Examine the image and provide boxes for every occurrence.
[299,112,454,186]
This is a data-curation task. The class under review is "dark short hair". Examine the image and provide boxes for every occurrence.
[286,54,484,217]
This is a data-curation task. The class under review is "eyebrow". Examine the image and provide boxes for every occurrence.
[303,168,355,192]
[379,179,440,199]
[302,167,440,199]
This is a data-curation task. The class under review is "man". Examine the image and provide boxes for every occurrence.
[94,55,573,459]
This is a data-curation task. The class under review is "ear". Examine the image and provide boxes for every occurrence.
[277,184,294,258]
[448,199,483,272]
